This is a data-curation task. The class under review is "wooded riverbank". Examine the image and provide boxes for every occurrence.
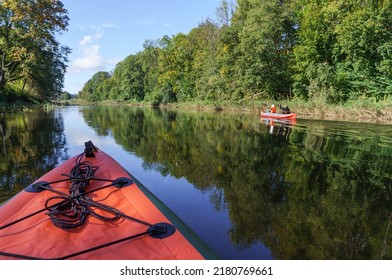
[50,98,392,125]
[3,98,392,124]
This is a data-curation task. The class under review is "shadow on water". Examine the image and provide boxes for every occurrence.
[1,105,392,259]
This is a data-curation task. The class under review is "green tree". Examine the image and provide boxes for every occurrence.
[95,77,115,101]
[215,0,235,27]
[156,33,193,103]
[220,0,296,100]
[79,71,110,101]
[0,0,70,99]
[217,16,242,100]
[110,54,145,101]
[333,0,392,100]
[293,0,392,102]
[140,39,160,104]
[190,19,224,101]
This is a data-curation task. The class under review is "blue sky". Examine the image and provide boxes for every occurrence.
[59,0,225,95]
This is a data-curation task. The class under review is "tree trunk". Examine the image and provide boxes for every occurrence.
[0,53,6,89]
[0,70,5,89]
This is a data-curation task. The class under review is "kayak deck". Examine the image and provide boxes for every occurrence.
[0,141,216,260]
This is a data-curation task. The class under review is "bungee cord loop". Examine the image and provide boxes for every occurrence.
[44,151,124,230]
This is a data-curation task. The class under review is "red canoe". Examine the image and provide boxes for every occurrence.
[0,141,217,260]
[260,112,297,119]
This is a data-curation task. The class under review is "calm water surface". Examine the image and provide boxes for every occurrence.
[1,105,392,260]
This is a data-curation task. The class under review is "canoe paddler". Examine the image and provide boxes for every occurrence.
[270,104,277,113]
[279,104,291,114]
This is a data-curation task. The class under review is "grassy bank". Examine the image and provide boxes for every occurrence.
[287,99,392,123]
[160,98,392,124]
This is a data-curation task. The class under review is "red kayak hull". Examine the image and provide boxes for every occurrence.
[260,112,297,119]
[0,143,215,260]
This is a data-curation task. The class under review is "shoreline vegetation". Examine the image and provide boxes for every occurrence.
[70,98,392,124]
[3,98,391,125]
[83,99,392,124]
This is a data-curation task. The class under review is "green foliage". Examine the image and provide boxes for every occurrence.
[187,19,223,101]
[0,0,70,100]
[111,54,145,101]
[79,0,392,106]
[79,71,111,101]
[229,0,296,99]
[0,108,67,202]
[293,0,392,102]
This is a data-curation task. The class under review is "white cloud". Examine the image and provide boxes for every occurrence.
[79,35,93,47]
[102,23,117,29]
[72,44,104,71]
[76,24,118,31]
[68,27,118,73]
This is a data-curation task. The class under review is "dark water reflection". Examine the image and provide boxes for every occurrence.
[1,105,392,260]
[0,108,68,202]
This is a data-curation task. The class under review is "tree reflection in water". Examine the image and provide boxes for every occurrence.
[79,106,392,259]
[1,105,392,260]
[0,107,68,203]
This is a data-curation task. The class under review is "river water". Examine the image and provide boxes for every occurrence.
[1,105,392,260]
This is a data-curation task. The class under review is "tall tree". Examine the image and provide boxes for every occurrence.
[0,0,70,99]
[111,54,145,101]
[223,0,296,100]
[157,34,190,103]
[140,39,160,102]
[293,0,392,102]
[215,0,235,27]
[292,0,335,100]
[79,71,110,101]
[333,0,392,100]
[191,19,224,101]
